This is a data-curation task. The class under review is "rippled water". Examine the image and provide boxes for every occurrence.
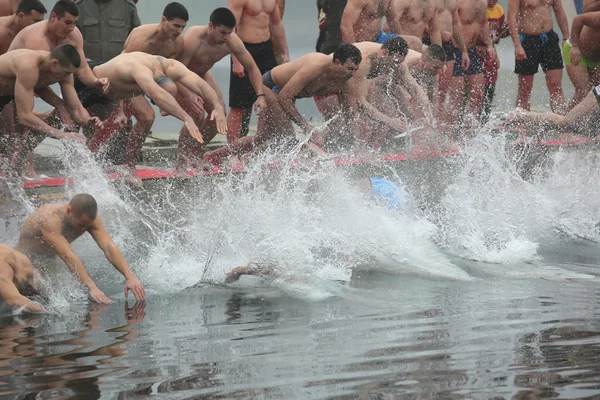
[2,132,600,398]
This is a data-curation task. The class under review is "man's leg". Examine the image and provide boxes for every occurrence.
[465,73,485,122]
[87,104,125,153]
[124,96,155,184]
[175,83,211,173]
[482,82,496,124]
[566,63,591,111]
[516,74,535,111]
[544,68,566,114]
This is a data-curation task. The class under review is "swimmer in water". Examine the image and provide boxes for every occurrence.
[0,243,45,313]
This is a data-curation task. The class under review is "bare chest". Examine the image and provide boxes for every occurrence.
[522,0,554,9]
[243,0,277,16]
[189,43,231,75]
[139,40,179,58]
[458,1,486,24]
[364,0,391,18]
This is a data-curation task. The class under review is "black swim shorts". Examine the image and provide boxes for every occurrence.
[422,36,455,62]
[74,60,112,109]
[593,85,600,108]
[0,95,14,113]
[453,47,484,76]
[229,40,278,109]
[514,29,564,76]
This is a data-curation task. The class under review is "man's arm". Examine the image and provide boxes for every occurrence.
[584,0,600,12]
[14,66,85,143]
[341,0,366,43]
[40,217,112,304]
[396,65,433,124]
[385,0,404,36]
[165,61,227,133]
[276,65,323,134]
[0,260,43,312]
[270,0,290,63]
[553,0,570,40]
[429,6,443,46]
[507,0,526,60]
[229,36,267,112]
[59,75,101,127]
[88,218,145,300]
[569,11,600,65]
[72,29,108,92]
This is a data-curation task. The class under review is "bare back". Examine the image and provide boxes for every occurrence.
[346,0,394,42]
[180,26,236,76]
[0,15,16,54]
[92,52,174,99]
[230,0,278,43]
[514,0,557,35]
[394,0,438,37]
[8,20,79,52]
[0,50,69,95]
[123,24,184,58]
[457,0,488,47]
[15,203,87,260]
[271,53,348,98]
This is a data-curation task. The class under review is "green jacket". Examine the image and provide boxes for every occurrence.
[75,0,141,62]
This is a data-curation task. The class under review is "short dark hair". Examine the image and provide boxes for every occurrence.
[50,44,81,68]
[209,7,236,28]
[425,44,446,62]
[51,0,78,19]
[16,0,47,15]
[333,44,362,65]
[163,2,188,22]
[381,36,408,58]
[69,193,98,220]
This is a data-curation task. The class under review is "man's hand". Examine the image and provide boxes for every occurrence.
[210,108,228,135]
[232,60,245,78]
[253,95,267,115]
[125,276,146,300]
[88,286,113,304]
[113,110,128,128]
[96,78,110,95]
[23,301,46,313]
[88,116,103,128]
[441,30,453,42]
[56,106,75,131]
[282,54,290,63]
[570,45,581,66]
[188,95,205,116]
[515,44,527,61]
[461,51,471,71]
[184,118,203,143]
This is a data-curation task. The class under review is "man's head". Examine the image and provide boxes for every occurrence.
[208,8,236,44]
[379,36,408,68]
[421,44,446,73]
[161,2,188,40]
[49,0,78,39]
[66,193,98,229]
[15,0,47,27]
[332,44,362,79]
[488,0,498,7]
[49,44,80,78]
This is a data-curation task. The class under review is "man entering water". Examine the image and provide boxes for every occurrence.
[15,194,146,304]
[0,243,45,313]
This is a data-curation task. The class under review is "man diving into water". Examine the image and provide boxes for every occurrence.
[15,193,146,304]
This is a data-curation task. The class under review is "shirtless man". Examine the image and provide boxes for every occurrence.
[404,44,447,101]
[86,2,191,171]
[445,0,495,130]
[0,0,46,55]
[0,0,20,16]
[176,8,267,173]
[85,52,226,184]
[15,194,146,304]
[340,0,403,44]
[508,0,570,113]
[387,0,442,46]
[8,0,109,177]
[204,44,363,165]
[0,47,100,176]
[584,0,600,12]
[435,0,471,119]
[227,0,289,145]
[0,243,45,313]
[564,10,600,110]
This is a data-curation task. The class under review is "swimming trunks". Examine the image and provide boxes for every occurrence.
[370,177,415,213]
[0,95,14,113]
[452,47,484,76]
[562,40,600,69]
[75,60,112,108]
[262,70,280,94]
[374,31,397,44]
[422,36,455,62]
[229,40,278,109]
[514,29,563,75]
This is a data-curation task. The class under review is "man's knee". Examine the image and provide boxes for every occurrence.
[135,108,155,127]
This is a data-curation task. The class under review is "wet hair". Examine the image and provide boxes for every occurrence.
[209,7,236,28]
[333,44,362,65]
[50,44,81,69]
[381,36,408,58]
[16,0,47,15]
[51,0,78,19]
[163,2,188,22]
[425,44,446,63]
[69,193,98,220]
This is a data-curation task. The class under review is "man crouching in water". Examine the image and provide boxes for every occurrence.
[15,193,146,304]
[0,243,45,313]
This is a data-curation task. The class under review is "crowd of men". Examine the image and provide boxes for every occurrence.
[0,0,596,186]
[2,0,600,312]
